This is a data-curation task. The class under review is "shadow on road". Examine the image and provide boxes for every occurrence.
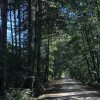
[37,78,100,100]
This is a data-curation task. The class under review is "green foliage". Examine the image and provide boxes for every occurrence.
[1,0,100,98]
[6,88,31,100]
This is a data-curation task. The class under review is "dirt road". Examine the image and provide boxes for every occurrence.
[36,78,100,100]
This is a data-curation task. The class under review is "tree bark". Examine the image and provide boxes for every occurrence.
[0,0,8,95]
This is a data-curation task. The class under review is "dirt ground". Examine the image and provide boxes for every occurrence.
[36,78,100,100]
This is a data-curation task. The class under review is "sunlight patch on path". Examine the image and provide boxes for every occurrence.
[45,91,97,97]
[36,78,100,100]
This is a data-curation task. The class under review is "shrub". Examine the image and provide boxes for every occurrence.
[6,88,31,100]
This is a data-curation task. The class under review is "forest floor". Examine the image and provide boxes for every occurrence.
[35,78,100,100]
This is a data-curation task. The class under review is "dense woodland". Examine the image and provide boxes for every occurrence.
[0,0,100,99]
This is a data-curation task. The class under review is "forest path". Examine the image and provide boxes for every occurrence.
[36,78,100,100]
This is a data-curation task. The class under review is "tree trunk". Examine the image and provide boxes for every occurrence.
[45,28,50,84]
[18,0,21,56]
[10,5,14,52]
[0,0,8,95]
[27,0,33,70]
[13,4,17,54]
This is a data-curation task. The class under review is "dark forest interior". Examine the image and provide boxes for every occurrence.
[0,0,100,100]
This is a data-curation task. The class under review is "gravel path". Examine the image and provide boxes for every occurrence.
[37,78,100,100]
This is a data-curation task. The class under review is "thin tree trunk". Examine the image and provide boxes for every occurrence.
[27,0,33,69]
[13,4,17,54]
[95,0,100,21]
[10,6,14,52]
[18,0,21,56]
[45,29,50,84]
